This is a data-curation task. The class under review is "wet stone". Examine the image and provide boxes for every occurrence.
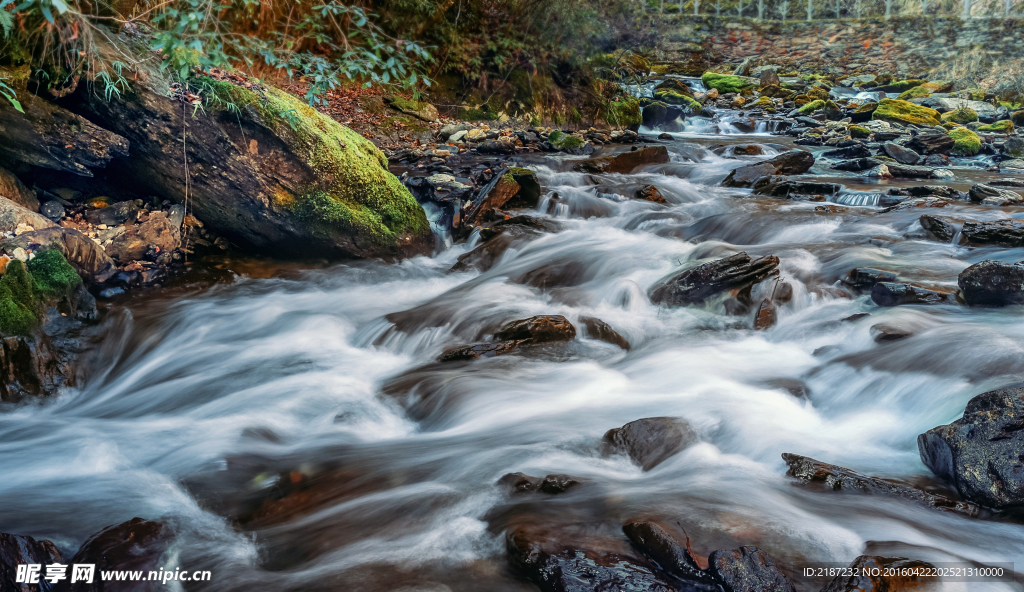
[604,417,698,471]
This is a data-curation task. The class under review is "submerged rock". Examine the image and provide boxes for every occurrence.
[918,384,1024,509]
[635,185,667,203]
[649,252,780,307]
[870,282,953,307]
[498,472,582,495]
[438,315,576,362]
[783,453,978,516]
[580,316,631,350]
[752,180,841,199]
[604,417,697,471]
[957,260,1024,306]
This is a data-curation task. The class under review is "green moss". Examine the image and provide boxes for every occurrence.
[509,167,534,175]
[701,72,755,94]
[530,114,542,127]
[0,260,39,336]
[458,108,497,121]
[977,120,1015,133]
[872,98,940,126]
[848,125,871,138]
[896,85,932,101]
[27,249,81,300]
[855,102,878,114]
[949,127,981,156]
[653,88,703,114]
[941,108,978,124]
[797,99,825,115]
[807,87,830,101]
[548,130,585,150]
[874,79,928,93]
[606,97,641,128]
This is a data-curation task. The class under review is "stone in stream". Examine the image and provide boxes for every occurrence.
[497,472,582,495]
[451,222,545,273]
[604,417,698,471]
[649,253,780,307]
[580,316,631,350]
[918,384,1024,509]
[751,180,841,200]
[782,453,979,516]
[905,185,961,199]
[880,196,950,213]
[721,150,815,187]
[437,339,528,362]
[2,227,117,284]
[572,146,671,175]
[968,183,1024,206]
[0,531,63,590]
[821,144,872,160]
[907,130,955,154]
[460,168,521,230]
[831,157,884,172]
[622,522,721,590]
[634,185,667,203]
[843,268,898,290]
[882,142,921,164]
[885,163,936,179]
[506,524,678,592]
[505,168,542,209]
[870,324,914,342]
[919,214,961,243]
[494,315,576,343]
[708,546,795,592]
[820,555,938,592]
[722,163,779,188]
[957,260,1024,306]
[863,164,892,179]
[753,298,777,330]
[960,219,1024,247]
[53,518,172,592]
[870,282,953,307]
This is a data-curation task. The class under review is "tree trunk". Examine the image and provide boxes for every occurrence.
[962,0,972,17]
[807,0,813,20]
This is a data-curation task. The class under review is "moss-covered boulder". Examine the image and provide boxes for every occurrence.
[807,87,830,101]
[797,99,825,115]
[941,108,979,124]
[848,125,871,138]
[873,79,928,93]
[547,130,587,152]
[605,97,642,129]
[76,71,430,260]
[653,88,703,114]
[0,250,82,336]
[978,120,1015,133]
[897,85,932,101]
[701,72,756,94]
[872,99,941,127]
[949,127,982,156]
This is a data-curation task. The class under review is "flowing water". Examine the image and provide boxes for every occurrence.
[3,122,1024,592]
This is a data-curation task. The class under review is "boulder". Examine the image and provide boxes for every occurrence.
[506,524,677,592]
[461,169,520,229]
[0,166,39,211]
[870,282,953,307]
[765,149,815,174]
[0,196,55,233]
[918,384,1024,509]
[580,316,630,350]
[649,252,780,306]
[76,72,430,259]
[831,157,884,172]
[759,69,781,88]
[621,522,722,590]
[0,326,81,402]
[634,185,667,203]
[708,546,795,592]
[821,145,872,160]
[820,556,938,592]
[505,168,542,209]
[919,214,960,242]
[105,212,181,263]
[844,268,898,289]
[85,201,139,226]
[882,143,921,164]
[722,163,778,188]
[960,219,1024,247]
[0,85,130,176]
[604,417,697,471]
[752,180,841,199]
[384,97,439,122]
[54,518,172,592]
[0,531,63,590]
[782,453,978,516]
[957,260,1024,306]
[494,315,576,343]
[572,146,670,174]
[1,227,116,284]
[968,184,1023,206]
[871,99,940,127]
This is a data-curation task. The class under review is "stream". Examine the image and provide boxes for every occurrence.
[2,117,1024,592]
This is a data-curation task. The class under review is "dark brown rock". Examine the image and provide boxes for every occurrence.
[0,331,74,403]
[783,453,979,516]
[0,531,62,591]
[635,185,667,203]
[870,282,953,307]
[438,340,527,362]
[752,180,841,199]
[754,298,777,330]
[722,163,778,188]
[580,316,631,350]
[820,555,938,592]
[764,149,815,174]
[494,315,576,343]
[649,252,780,306]
[957,260,1024,306]
[961,219,1024,247]
[2,227,117,284]
[919,214,961,243]
[622,522,719,590]
[505,168,542,209]
[604,417,698,471]
[0,166,39,211]
[908,131,954,154]
[461,169,520,229]
[572,146,671,174]
[84,201,138,226]
[451,224,542,273]
[106,212,181,263]
[708,546,795,592]
[54,518,172,592]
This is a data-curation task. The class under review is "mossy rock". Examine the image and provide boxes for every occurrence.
[0,250,81,336]
[548,131,586,150]
[941,108,978,124]
[27,248,81,300]
[896,86,932,101]
[653,88,703,114]
[797,99,825,115]
[701,72,755,94]
[949,127,981,156]
[978,120,1015,133]
[605,97,642,129]
[855,102,878,114]
[848,125,871,138]
[872,99,940,127]
[793,94,812,107]
[873,79,928,93]
[807,87,830,101]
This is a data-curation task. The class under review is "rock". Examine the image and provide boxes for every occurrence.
[604,417,697,471]
[923,153,950,167]
[863,164,892,178]
[708,546,795,592]
[76,69,429,259]
[54,518,172,592]
[384,97,439,122]
[506,524,677,592]
[476,139,516,155]
[1001,137,1024,158]
[537,474,582,495]
[957,260,1024,306]
[905,185,960,198]
[872,99,940,127]
[820,556,938,592]
[438,122,471,141]
[580,316,630,350]
[0,166,39,211]
[882,143,921,164]
[759,85,794,100]
[167,204,186,229]
[821,145,872,160]
[754,298,777,330]
[461,169,520,229]
[0,531,62,590]
[0,85,130,176]
[572,146,670,174]
[39,201,65,221]
[106,212,181,263]
[765,149,815,174]
[437,340,527,362]
[622,522,721,590]
[649,252,780,306]
[919,214,960,242]
[968,183,1023,206]
[1000,158,1024,170]
[918,384,1024,509]
[961,219,1024,247]
[845,268,898,289]
[885,164,936,178]
[83,200,131,225]
[880,196,949,212]
[759,69,781,88]
[721,163,778,188]
[702,72,757,94]
[634,185,666,203]
[505,168,542,209]
[494,315,576,343]
[0,196,55,233]
[832,157,884,171]
[922,97,999,120]
[1,227,117,284]
[752,180,841,199]
[451,224,542,273]
[871,324,914,342]
[870,282,953,307]
[907,130,954,154]
[783,453,978,516]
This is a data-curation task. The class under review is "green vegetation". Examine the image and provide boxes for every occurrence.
[896,86,932,101]
[848,125,871,138]
[701,72,755,94]
[941,108,979,124]
[606,97,641,128]
[872,99,940,126]
[27,249,81,300]
[949,127,981,156]
[797,99,825,115]
[874,79,928,93]
[548,130,585,150]
[978,120,1015,133]
[0,250,81,336]
[855,102,878,114]
[654,88,702,114]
